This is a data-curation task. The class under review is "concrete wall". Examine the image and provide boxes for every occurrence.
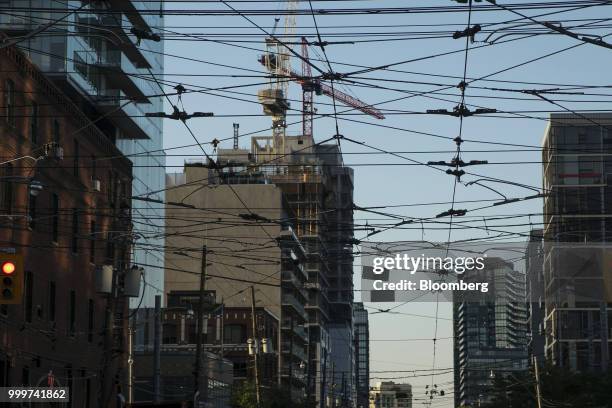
[164,165,284,319]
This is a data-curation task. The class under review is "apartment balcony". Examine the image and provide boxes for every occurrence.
[94,56,149,103]
[281,271,308,300]
[281,321,308,343]
[282,293,306,316]
[107,0,153,32]
[97,92,151,140]
[281,343,307,362]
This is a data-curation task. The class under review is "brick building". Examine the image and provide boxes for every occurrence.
[0,43,133,406]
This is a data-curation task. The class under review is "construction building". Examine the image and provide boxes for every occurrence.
[163,126,355,406]
[541,112,612,371]
[368,381,412,408]
[0,0,166,307]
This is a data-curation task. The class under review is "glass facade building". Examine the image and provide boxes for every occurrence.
[453,258,528,407]
[354,302,370,408]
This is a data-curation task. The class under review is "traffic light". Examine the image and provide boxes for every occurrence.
[1,253,23,304]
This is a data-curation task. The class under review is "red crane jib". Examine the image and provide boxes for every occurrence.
[259,52,385,120]
[289,68,385,120]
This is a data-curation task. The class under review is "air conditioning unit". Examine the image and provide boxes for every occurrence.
[92,178,101,192]
[52,146,64,160]
[44,143,64,160]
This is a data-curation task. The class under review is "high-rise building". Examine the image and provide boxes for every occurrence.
[453,258,528,407]
[541,112,612,371]
[526,229,545,366]
[318,144,357,408]
[0,1,166,306]
[247,135,355,407]
[369,381,412,408]
[354,302,370,408]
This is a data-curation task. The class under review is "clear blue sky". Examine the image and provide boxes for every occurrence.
[157,1,612,406]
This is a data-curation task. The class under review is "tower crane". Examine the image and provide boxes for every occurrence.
[257,1,384,152]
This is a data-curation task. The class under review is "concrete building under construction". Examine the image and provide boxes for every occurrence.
[164,130,355,406]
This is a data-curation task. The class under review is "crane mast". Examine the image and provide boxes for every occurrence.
[257,0,299,157]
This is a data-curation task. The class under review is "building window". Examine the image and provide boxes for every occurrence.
[24,271,33,323]
[71,208,79,253]
[48,282,56,322]
[0,164,13,214]
[30,101,38,143]
[65,366,73,408]
[4,79,15,127]
[233,361,248,379]
[51,194,59,242]
[73,139,79,177]
[28,194,36,229]
[162,323,178,344]
[83,368,91,408]
[52,120,60,145]
[68,290,76,336]
[105,231,114,261]
[89,220,96,263]
[87,299,94,343]
[223,324,246,344]
[21,366,29,386]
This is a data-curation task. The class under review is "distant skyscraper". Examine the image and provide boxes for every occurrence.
[0,2,166,306]
[453,258,528,407]
[541,112,612,371]
[354,302,370,408]
[526,229,545,366]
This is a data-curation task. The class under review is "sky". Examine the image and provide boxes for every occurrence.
[155,1,612,406]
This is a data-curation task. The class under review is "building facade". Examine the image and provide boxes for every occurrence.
[369,381,412,408]
[0,42,133,406]
[164,131,355,406]
[132,295,235,407]
[0,1,166,307]
[541,112,612,371]
[248,134,356,408]
[164,160,310,401]
[354,302,370,408]
[453,258,528,407]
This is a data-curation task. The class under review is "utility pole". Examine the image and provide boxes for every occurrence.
[533,355,543,408]
[305,323,311,404]
[250,286,262,407]
[331,362,335,408]
[194,245,208,406]
[127,326,133,404]
[153,295,161,404]
[220,299,225,358]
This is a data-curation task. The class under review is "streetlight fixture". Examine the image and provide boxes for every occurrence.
[28,179,43,196]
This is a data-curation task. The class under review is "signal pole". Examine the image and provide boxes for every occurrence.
[194,245,208,405]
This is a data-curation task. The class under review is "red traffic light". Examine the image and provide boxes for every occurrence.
[1,261,16,275]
